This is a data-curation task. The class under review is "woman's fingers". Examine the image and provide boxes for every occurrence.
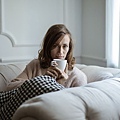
[46,71,56,78]
[45,64,68,80]
[57,72,68,80]
[46,67,58,78]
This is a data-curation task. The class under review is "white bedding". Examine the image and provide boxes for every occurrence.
[13,78,120,120]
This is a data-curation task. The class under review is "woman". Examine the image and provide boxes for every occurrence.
[0,24,87,120]
[9,24,87,89]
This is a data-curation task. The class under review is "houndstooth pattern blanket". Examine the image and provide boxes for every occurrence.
[0,75,64,120]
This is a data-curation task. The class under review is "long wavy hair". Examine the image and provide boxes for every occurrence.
[38,24,75,70]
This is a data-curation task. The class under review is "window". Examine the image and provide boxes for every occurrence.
[106,0,120,68]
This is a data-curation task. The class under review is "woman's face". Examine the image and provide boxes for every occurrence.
[51,34,70,60]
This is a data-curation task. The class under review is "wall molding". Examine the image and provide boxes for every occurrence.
[80,55,107,67]
[0,0,39,47]
[1,32,39,47]
[0,0,83,64]
[0,57,33,63]
[0,0,65,47]
[74,56,81,64]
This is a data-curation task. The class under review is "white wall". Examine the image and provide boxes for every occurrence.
[0,0,82,64]
[81,0,106,66]
[0,0,106,66]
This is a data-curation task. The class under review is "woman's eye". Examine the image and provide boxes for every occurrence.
[63,45,68,48]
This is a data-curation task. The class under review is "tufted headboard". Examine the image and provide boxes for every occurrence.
[1,62,120,92]
[0,62,28,91]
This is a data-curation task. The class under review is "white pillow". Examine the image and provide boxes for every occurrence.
[81,67,113,83]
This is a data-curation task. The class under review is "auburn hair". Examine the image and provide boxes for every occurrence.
[38,24,75,70]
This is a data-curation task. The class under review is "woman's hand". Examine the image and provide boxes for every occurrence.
[56,64,68,85]
[45,63,68,85]
[46,66,59,79]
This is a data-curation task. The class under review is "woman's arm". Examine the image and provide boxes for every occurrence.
[12,59,40,82]
[71,67,87,87]
[7,59,39,91]
[45,64,69,86]
[64,67,87,88]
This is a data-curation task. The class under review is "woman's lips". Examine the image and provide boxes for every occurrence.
[56,56,64,59]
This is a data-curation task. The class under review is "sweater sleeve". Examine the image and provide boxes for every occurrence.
[7,59,39,91]
[71,67,87,87]
[12,59,39,82]
[65,67,87,88]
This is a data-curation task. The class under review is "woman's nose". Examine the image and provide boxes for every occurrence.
[58,46,63,53]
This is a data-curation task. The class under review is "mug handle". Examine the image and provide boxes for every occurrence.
[51,61,57,66]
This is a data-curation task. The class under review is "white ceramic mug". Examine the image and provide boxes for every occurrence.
[51,59,67,71]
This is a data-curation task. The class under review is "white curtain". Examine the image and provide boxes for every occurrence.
[106,0,120,68]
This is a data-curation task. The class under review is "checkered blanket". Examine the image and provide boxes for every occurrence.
[0,75,64,120]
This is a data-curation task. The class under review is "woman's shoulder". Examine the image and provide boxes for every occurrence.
[27,59,40,67]
[30,58,39,63]
[69,66,85,76]
[66,66,87,87]
[71,66,81,72]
